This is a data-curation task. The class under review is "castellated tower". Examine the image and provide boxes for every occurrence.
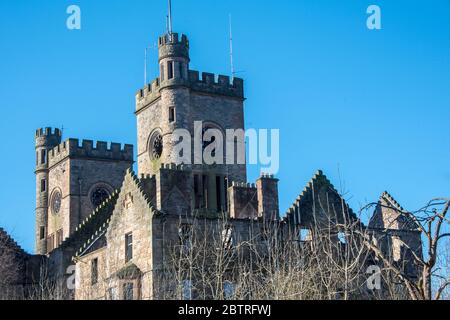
[35,128,133,255]
[135,32,246,213]
[35,128,62,255]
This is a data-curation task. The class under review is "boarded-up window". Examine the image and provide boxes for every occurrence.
[47,234,55,252]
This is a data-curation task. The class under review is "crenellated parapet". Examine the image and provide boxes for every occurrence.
[158,33,190,61]
[188,71,244,98]
[47,139,134,167]
[135,70,244,112]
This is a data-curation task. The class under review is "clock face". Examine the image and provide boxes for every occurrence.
[91,188,110,208]
[52,191,62,215]
[151,133,163,160]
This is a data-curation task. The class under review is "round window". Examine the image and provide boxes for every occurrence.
[150,133,163,160]
[51,191,62,215]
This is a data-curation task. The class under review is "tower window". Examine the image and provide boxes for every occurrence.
[216,175,222,211]
[41,149,47,165]
[169,107,175,123]
[91,258,98,285]
[168,61,174,79]
[125,232,133,262]
[40,179,46,192]
[39,226,45,240]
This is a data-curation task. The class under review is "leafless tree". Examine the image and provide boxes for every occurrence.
[357,198,450,300]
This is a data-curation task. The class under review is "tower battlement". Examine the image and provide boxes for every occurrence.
[188,71,244,98]
[35,127,62,138]
[158,33,189,61]
[136,71,244,109]
[48,139,133,166]
[35,127,62,148]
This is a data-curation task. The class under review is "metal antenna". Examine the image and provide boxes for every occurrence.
[229,14,235,80]
[168,0,173,35]
[144,47,148,85]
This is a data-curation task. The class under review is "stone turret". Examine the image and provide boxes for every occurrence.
[35,127,62,255]
[158,33,190,87]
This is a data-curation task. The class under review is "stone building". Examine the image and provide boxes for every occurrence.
[0,29,422,300]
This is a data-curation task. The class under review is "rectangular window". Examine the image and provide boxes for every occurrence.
[125,233,133,262]
[41,149,47,165]
[169,107,175,123]
[223,177,229,212]
[56,229,63,246]
[47,234,54,252]
[168,61,174,79]
[39,226,45,240]
[123,283,134,300]
[299,229,310,242]
[202,175,209,209]
[194,175,200,209]
[91,258,98,285]
[41,179,46,192]
[216,175,222,211]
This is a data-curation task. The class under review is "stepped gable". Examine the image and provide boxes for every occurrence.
[74,169,159,259]
[369,191,420,231]
[284,170,358,228]
[0,227,27,256]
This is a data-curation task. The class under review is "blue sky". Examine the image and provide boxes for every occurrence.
[0,0,449,253]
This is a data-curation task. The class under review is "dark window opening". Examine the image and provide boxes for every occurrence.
[194,175,200,209]
[36,152,39,166]
[202,175,209,209]
[179,224,192,255]
[41,149,47,165]
[125,233,133,262]
[216,176,222,211]
[224,177,229,212]
[41,179,46,192]
[39,226,45,240]
[169,107,175,123]
[168,61,174,79]
[123,283,134,300]
[91,258,98,285]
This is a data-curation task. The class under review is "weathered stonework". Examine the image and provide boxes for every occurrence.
[0,29,423,301]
